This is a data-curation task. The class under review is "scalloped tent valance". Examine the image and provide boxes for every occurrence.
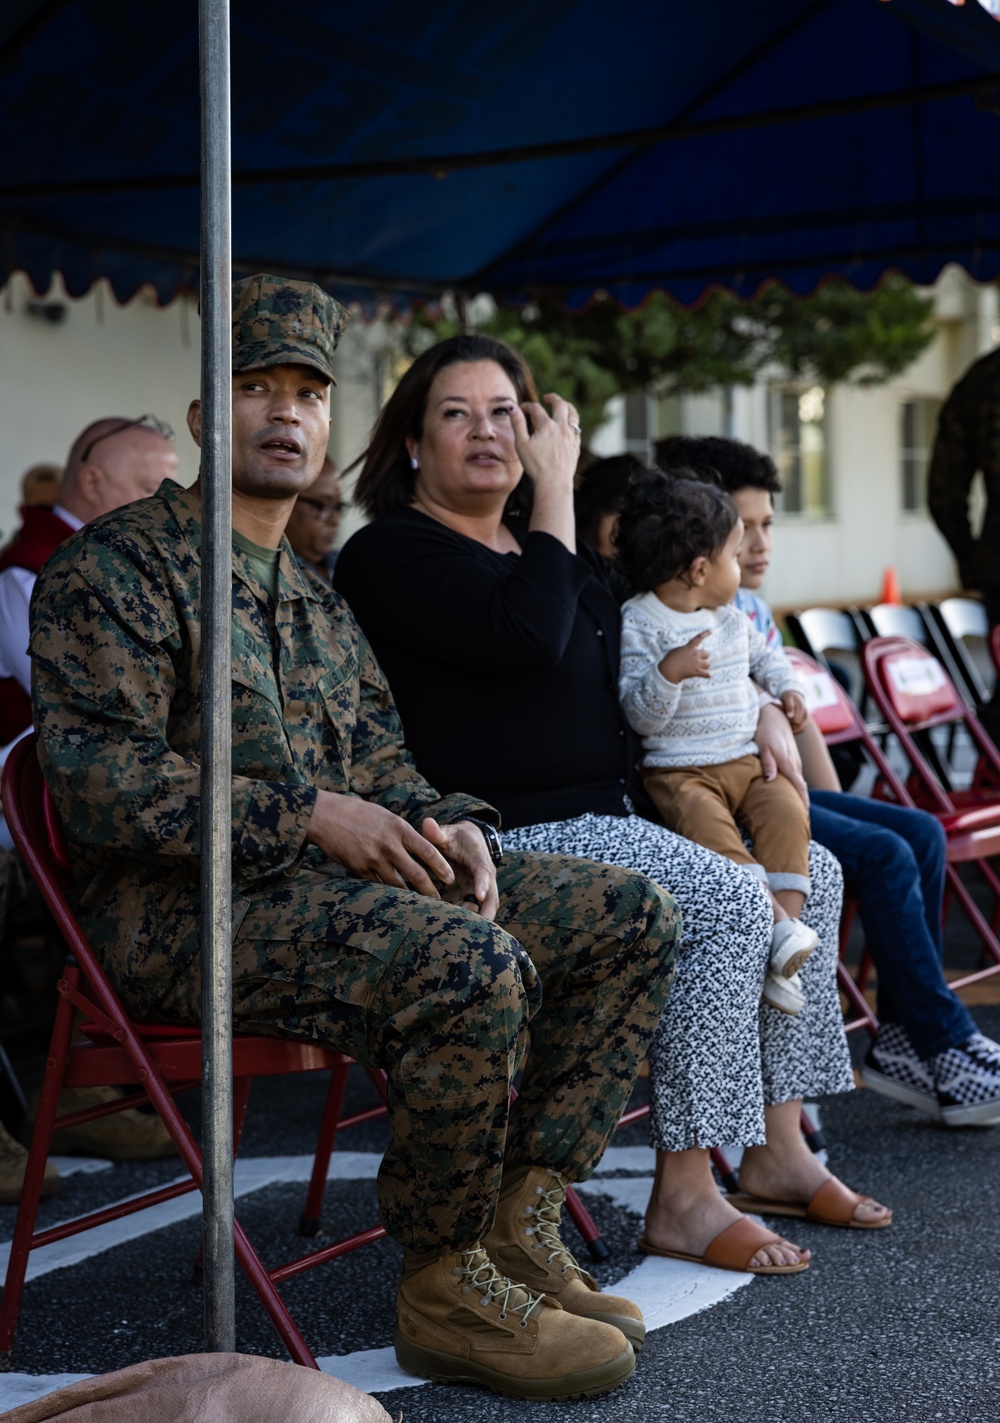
[2,0,999,311]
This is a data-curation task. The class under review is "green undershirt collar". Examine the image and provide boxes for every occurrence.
[232,527,281,602]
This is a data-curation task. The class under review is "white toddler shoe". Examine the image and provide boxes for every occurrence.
[762,970,804,1016]
[769,918,818,980]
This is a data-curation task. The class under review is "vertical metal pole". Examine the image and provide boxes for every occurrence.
[198,0,234,1353]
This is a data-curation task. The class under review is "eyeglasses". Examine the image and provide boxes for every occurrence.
[297,496,345,520]
[79,414,176,464]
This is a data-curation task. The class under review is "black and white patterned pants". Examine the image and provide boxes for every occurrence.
[504,814,853,1152]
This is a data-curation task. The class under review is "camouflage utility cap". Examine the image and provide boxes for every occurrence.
[232,273,350,384]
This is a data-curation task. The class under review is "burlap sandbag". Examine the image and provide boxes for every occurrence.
[0,1353,395,1422]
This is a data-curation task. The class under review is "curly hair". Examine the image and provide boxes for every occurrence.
[656,434,782,496]
[615,466,739,594]
[352,334,539,522]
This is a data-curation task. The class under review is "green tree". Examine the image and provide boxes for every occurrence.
[401,277,937,441]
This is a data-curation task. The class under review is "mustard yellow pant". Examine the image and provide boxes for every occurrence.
[643,754,811,895]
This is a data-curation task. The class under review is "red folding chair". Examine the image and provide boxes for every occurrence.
[785,647,886,1036]
[788,645,1000,1014]
[854,637,1000,977]
[0,737,390,1370]
[0,737,613,1334]
[862,634,1000,810]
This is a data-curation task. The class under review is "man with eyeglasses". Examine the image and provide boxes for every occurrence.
[0,414,177,1194]
[0,414,178,746]
[283,454,344,585]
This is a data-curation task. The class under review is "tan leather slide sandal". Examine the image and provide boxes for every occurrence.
[636,1216,809,1275]
[726,1176,892,1229]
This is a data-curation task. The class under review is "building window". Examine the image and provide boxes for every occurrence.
[899,397,941,513]
[767,385,829,517]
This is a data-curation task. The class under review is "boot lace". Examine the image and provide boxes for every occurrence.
[452,1249,545,1326]
[522,1177,586,1278]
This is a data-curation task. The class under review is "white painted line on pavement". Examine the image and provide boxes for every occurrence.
[0,1373,94,1412]
[611,1253,753,1329]
[0,1152,381,1283]
[0,1251,753,1409]
[48,1157,112,1177]
[0,1149,755,1409]
[4,1146,648,1284]
[316,1347,426,1394]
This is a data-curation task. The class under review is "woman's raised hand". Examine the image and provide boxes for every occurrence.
[509,394,581,551]
[509,393,581,489]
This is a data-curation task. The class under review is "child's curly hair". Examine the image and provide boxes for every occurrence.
[614,466,739,593]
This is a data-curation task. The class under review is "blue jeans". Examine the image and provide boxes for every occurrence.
[808,789,976,1059]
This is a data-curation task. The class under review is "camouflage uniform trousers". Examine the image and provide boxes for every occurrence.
[159,848,679,1254]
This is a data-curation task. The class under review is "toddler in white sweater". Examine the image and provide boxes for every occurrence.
[616,468,816,1015]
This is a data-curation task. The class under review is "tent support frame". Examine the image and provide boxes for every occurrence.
[198,0,235,1355]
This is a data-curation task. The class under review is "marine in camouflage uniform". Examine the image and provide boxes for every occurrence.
[928,346,1000,742]
[928,346,1000,630]
[29,276,679,1260]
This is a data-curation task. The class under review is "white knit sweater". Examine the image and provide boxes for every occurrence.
[619,592,801,769]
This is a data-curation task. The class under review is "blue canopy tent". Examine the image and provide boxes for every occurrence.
[3,0,999,1359]
[3,0,1000,309]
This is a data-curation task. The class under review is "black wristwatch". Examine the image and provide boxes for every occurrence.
[466,817,504,866]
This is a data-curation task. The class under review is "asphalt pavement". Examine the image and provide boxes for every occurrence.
[2,1003,999,1423]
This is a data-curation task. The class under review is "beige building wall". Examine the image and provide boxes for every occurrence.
[0,272,383,546]
[0,274,201,541]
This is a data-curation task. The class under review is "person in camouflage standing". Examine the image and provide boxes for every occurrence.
[28,274,679,1401]
[928,346,1000,738]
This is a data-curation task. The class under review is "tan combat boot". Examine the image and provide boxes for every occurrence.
[484,1165,646,1350]
[24,1086,176,1160]
[0,1120,60,1205]
[395,1246,634,1400]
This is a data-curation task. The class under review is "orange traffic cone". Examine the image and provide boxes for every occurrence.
[880,567,901,605]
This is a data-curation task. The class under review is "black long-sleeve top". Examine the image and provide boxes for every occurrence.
[334,506,645,828]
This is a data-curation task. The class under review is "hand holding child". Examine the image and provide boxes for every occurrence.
[781,689,808,733]
[659,630,711,685]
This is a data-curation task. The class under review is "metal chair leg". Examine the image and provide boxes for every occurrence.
[299,1060,350,1238]
[563,1185,611,1262]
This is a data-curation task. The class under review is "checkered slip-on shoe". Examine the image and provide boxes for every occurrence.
[860,1022,939,1116]
[933,1034,1000,1127]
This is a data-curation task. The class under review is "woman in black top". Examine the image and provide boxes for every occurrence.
[333,484,638,829]
[336,335,890,1276]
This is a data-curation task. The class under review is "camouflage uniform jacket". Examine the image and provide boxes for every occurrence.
[28,480,496,1002]
[928,346,1000,598]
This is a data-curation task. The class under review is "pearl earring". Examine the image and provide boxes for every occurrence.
[410,456,419,470]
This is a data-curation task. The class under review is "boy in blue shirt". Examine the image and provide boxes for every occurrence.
[659,435,1000,1132]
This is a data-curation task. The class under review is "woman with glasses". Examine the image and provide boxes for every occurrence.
[284,456,345,586]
